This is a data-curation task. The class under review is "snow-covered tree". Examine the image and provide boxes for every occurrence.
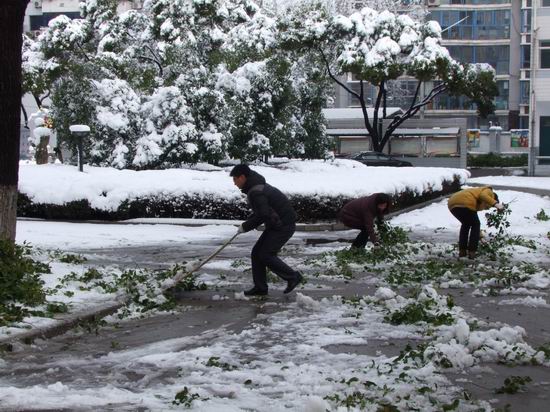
[214,57,305,160]
[291,54,333,158]
[146,0,263,164]
[221,5,333,160]
[262,0,427,19]
[22,0,335,167]
[280,6,498,152]
[21,35,58,114]
[89,79,143,168]
[134,85,198,168]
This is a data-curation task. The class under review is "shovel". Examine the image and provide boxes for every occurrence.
[162,231,241,289]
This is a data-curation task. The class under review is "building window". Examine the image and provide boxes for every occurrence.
[521,9,532,33]
[430,9,510,40]
[446,45,509,75]
[495,80,509,110]
[520,81,530,105]
[540,41,550,68]
[543,0,550,6]
[348,82,376,107]
[521,45,531,69]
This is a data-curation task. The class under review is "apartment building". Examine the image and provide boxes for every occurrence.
[527,0,550,173]
[334,1,522,130]
[427,0,521,131]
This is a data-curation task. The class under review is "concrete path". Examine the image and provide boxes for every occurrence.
[3,185,550,411]
[1,225,549,411]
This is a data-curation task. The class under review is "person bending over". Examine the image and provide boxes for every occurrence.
[448,186,503,259]
[338,193,391,249]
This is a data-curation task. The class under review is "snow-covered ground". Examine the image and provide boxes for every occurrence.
[468,175,550,190]
[2,189,549,410]
[392,189,550,242]
[18,161,468,211]
[17,219,237,250]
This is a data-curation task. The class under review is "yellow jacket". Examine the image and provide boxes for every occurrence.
[448,187,497,212]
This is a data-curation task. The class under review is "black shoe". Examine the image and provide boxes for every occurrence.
[284,273,303,294]
[244,287,268,296]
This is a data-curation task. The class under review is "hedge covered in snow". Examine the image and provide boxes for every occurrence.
[17,160,467,221]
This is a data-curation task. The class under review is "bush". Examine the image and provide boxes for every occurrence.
[0,240,50,325]
[17,176,463,222]
[468,153,528,167]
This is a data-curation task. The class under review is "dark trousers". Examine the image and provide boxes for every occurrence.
[351,229,369,248]
[251,225,297,292]
[450,207,481,252]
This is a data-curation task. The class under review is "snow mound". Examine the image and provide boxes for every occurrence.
[295,293,320,310]
[375,287,396,301]
[303,395,330,412]
[234,292,249,301]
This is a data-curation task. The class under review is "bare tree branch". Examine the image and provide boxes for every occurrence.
[358,79,377,149]
[382,87,387,119]
[136,54,164,76]
[318,48,360,100]
[372,80,385,149]
[380,83,448,148]
[410,80,421,108]
[21,103,28,128]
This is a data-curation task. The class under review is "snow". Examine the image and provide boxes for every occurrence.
[468,176,550,191]
[374,286,396,301]
[69,125,91,133]
[4,183,550,410]
[391,189,550,241]
[18,162,468,212]
[16,220,236,250]
[498,296,550,308]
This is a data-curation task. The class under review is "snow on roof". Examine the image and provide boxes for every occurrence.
[394,127,460,136]
[322,107,403,120]
[327,127,460,136]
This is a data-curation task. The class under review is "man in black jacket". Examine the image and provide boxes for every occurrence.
[230,164,302,296]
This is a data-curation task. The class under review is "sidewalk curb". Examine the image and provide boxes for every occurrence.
[0,270,198,347]
[0,298,126,347]
[4,193,453,346]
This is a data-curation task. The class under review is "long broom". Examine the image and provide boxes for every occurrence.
[161,231,240,289]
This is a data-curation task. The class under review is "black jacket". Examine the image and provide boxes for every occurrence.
[241,170,297,232]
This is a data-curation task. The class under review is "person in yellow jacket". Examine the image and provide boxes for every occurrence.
[448,186,504,259]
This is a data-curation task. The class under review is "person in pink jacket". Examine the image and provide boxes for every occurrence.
[338,193,392,249]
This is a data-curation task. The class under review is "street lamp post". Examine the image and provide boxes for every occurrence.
[69,125,90,172]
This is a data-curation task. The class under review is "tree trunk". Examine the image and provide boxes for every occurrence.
[0,0,30,242]
[0,186,18,241]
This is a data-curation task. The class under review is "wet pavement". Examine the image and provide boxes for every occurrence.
[1,228,550,411]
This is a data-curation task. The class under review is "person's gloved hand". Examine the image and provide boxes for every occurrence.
[494,202,504,211]
[237,224,245,234]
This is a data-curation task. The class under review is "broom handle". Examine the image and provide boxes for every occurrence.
[187,231,240,275]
